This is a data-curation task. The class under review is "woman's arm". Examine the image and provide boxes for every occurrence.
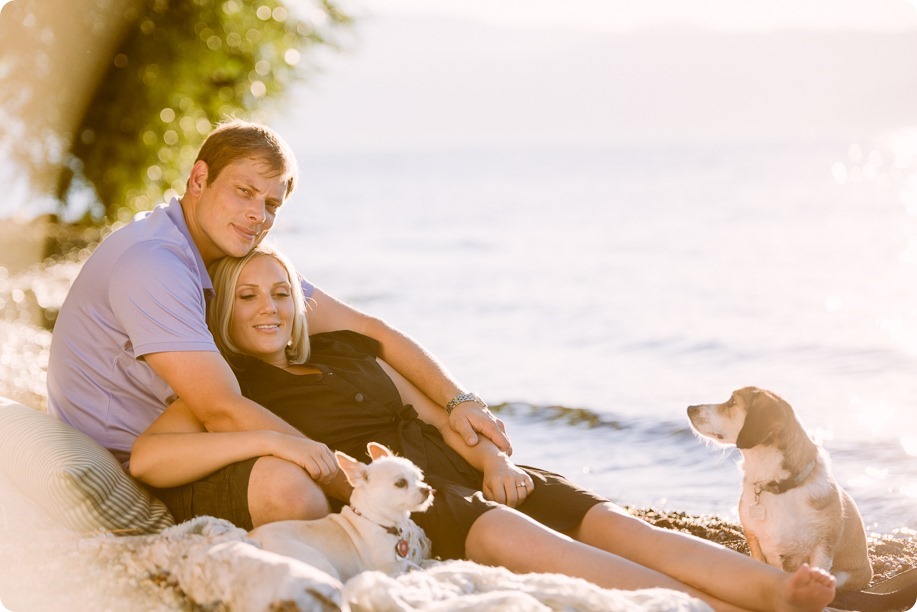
[306,287,513,454]
[376,359,533,508]
[129,398,337,488]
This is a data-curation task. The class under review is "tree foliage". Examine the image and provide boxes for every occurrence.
[62,0,349,225]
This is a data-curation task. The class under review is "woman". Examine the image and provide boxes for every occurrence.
[130,246,836,611]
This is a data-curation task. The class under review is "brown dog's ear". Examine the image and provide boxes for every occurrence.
[367,442,394,461]
[336,450,367,487]
[735,390,787,449]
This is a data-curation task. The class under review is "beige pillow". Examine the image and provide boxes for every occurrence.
[0,396,174,534]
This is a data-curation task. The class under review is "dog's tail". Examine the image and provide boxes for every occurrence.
[830,568,917,611]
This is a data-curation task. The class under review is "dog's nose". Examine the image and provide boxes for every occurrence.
[687,405,700,416]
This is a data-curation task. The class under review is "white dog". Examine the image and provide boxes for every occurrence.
[687,387,872,591]
[249,442,434,582]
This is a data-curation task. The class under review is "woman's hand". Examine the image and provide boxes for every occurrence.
[481,453,533,508]
[266,432,340,484]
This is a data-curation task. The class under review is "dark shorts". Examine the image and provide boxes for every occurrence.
[150,457,259,531]
[415,465,608,560]
[150,460,606,559]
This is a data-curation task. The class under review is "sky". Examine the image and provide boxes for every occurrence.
[275,0,917,152]
[4,0,917,217]
[343,0,917,32]
[3,0,917,29]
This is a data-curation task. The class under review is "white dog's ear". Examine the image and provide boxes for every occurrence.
[335,450,368,487]
[367,442,393,461]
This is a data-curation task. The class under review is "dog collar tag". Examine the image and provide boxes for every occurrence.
[749,503,766,521]
[395,538,410,559]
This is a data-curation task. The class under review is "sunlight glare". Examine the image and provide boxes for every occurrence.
[886,126,917,169]
[881,317,917,353]
[902,436,917,457]
[902,186,917,216]
[847,395,899,438]
[898,241,917,266]
[831,162,848,185]
[865,467,889,480]
[848,144,864,163]
[811,426,834,445]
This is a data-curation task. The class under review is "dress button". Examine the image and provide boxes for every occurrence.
[354,393,365,402]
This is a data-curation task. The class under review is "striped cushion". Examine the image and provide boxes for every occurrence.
[0,396,174,534]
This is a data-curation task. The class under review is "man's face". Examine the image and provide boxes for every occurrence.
[190,157,290,265]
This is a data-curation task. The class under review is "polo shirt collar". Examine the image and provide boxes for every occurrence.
[164,197,214,295]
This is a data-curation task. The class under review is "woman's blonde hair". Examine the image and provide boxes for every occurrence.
[207,245,310,367]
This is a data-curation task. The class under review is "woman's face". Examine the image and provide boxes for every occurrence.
[229,254,295,366]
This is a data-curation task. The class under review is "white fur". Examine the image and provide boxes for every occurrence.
[249,442,434,582]
[688,387,872,590]
[343,559,711,611]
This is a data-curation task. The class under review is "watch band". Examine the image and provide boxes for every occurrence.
[444,392,487,415]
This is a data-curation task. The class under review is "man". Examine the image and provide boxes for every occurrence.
[48,119,509,527]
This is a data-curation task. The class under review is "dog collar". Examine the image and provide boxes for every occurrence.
[754,460,817,497]
[351,507,412,559]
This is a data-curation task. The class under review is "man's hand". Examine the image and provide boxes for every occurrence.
[267,432,339,483]
[448,402,512,454]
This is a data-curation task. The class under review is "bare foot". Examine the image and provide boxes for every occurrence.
[774,564,836,612]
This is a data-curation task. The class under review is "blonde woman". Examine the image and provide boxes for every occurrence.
[131,246,836,611]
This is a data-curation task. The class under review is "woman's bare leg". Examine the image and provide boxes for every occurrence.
[466,507,746,611]
[466,506,834,611]
[247,456,331,526]
[566,502,835,611]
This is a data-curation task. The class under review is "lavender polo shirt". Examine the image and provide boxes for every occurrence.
[47,198,313,465]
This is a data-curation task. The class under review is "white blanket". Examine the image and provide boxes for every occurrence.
[0,480,709,611]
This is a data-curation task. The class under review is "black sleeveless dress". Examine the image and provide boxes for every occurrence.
[236,330,606,559]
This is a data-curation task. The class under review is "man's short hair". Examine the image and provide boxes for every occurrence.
[195,118,298,197]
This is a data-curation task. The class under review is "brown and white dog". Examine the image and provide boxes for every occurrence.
[249,442,434,582]
[687,387,872,590]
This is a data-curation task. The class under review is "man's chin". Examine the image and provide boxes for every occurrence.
[222,241,257,258]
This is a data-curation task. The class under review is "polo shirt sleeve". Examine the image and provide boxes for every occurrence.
[299,273,315,300]
[109,242,218,358]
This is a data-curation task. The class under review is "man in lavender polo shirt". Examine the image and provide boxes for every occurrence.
[47,119,510,528]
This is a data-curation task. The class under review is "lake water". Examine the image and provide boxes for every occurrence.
[271,136,917,534]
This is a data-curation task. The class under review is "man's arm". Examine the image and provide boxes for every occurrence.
[376,359,531,507]
[143,350,339,483]
[305,287,512,453]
